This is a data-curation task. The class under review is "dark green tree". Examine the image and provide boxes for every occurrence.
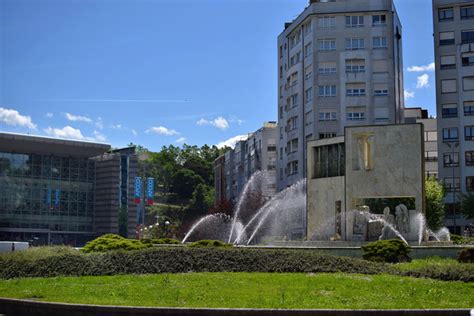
[171,169,204,200]
[425,177,445,231]
[460,192,474,219]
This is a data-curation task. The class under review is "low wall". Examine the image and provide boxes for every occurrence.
[0,242,29,253]
[0,299,470,316]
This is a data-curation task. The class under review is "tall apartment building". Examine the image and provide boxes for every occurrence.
[405,107,439,179]
[277,0,404,191]
[214,122,277,205]
[433,0,474,234]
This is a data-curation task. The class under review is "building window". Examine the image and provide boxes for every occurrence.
[319,111,337,121]
[467,177,474,191]
[444,177,460,192]
[440,55,456,69]
[305,110,313,126]
[439,31,455,45]
[304,21,312,35]
[346,84,366,96]
[318,62,336,74]
[305,65,313,80]
[318,16,335,28]
[304,43,312,58]
[465,101,474,116]
[463,53,474,67]
[461,6,474,20]
[305,87,313,103]
[465,126,474,140]
[374,89,388,96]
[346,59,365,73]
[346,38,365,50]
[286,138,299,153]
[372,15,386,25]
[442,104,458,118]
[290,51,301,67]
[318,39,336,51]
[463,76,474,91]
[425,151,438,162]
[318,85,336,97]
[347,111,366,121]
[373,60,388,73]
[439,8,454,21]
[345,16,364,27]
[313,143,345,179]
[287,160,298,175]
[466,151,474,166]
[291,94,298,107]
[442,127,458,142]
[441,79,457,93]
[372,36,387,48]
[443,152,459,167]
[374,107,389,122]
[319,132,337,139]
[461,30,474,44]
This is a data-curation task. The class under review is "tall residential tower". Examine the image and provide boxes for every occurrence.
[433,0,474,234]
[277,0,404,191]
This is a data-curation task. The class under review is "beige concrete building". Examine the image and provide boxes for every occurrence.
[433,0,474,234]
[405,107,439,179]
[214,122,277,205]
[277,0,405,193]
[307,124,424,241]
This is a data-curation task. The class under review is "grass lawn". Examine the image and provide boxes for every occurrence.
[0,272,473,309]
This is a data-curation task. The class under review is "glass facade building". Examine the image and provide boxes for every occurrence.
[0,152,96,245]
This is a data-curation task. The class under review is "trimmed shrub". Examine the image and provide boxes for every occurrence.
[82,234,151,253]
[140,238,181,245]
[458,248,474,263]
[362,239,411,263]
[1,247,392,279]
[451,234,474,245]
[395,257,474,282]
[188,240,232,248]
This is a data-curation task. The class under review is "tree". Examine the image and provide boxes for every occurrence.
[460,192,474,219]
[189,183,213,217]
[171,169,204,200]
[425,177,445,231]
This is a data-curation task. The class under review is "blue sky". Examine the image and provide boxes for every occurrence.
[0,0,435,151]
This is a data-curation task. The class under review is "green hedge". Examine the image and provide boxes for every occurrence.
[362,239,411,263]
[188,240,232,248]
[1,247,392,279]
[458,248,474,263]
[140,238,181,245]
[82,234,151,253]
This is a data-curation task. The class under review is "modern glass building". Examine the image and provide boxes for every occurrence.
[0,132,137,246]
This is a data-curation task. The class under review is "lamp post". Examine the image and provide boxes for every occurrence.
[446,142,459,234]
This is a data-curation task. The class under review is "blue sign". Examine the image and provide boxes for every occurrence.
[146,178,154,199]
[134,177,142,203]
[146,178,154,205]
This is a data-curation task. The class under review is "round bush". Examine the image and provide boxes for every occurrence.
[362,239,411,263]
[457,248,474,263]
[140,238,181,245]
[82,234,151,253]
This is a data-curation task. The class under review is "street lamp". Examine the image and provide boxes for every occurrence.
[446,142,459,234]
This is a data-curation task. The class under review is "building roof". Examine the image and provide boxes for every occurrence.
[0,132,111,158]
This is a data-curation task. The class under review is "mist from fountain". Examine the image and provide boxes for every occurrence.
[182,213,231,243]
[227,171,268,243]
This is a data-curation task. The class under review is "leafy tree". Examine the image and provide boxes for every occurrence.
[189,183,213,217]
[460,192,474,219]
[425,177,445,231]
[171,169,204,200]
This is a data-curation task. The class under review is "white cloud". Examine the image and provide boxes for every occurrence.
[404,90,415,99]
[146,126,179,136]
[229,115,244,126]
[46,112,53,118]
[0,107,37,129]
[216,135,248,149]
[93,130,106,142]
[416,74,430,88]
[111,124,122,129]
[131,129,138,136]
[64,112,92,123]
[407,62,435,72]
[175,137,186,144]
[95,117,104,130]
[196,116,229,130]
[44,126,87,140]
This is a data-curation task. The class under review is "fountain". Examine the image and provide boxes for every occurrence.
[182,213,231,243]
